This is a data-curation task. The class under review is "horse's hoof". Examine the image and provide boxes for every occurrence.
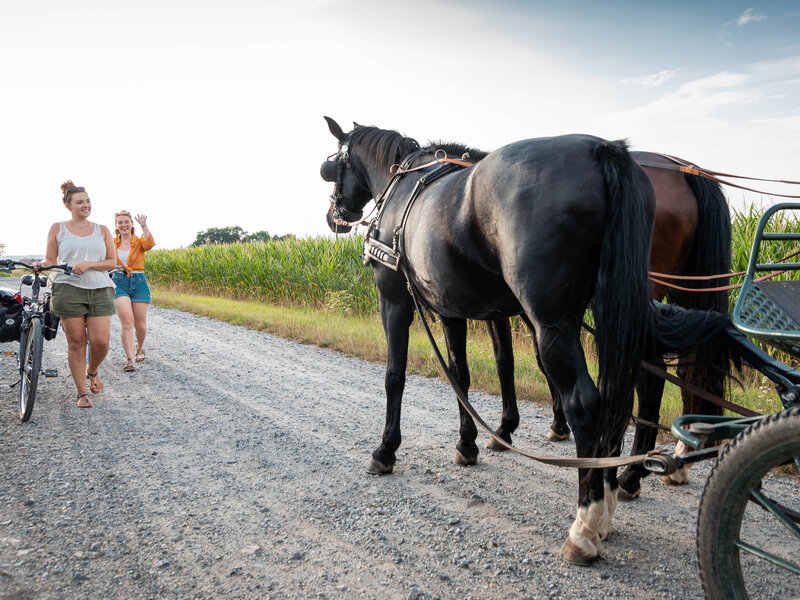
[366,456,393,475]
[452,450,477,466]
[659,472,689,486]
[546,428,571,442]
[560,538,597,566]
[617,484,640,502]
[485,436,509,452]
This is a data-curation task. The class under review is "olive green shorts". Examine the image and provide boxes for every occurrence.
[51,284,116,319]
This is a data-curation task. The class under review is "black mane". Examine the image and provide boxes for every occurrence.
[349,126,489,166]
[350,126,420,167]
[424,140,490,161]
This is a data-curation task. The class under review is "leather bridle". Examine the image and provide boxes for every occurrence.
[326,136,371,226]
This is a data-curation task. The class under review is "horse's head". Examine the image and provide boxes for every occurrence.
[321,116,373,234]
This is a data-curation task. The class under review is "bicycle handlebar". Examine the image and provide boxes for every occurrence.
[0,260,72,275]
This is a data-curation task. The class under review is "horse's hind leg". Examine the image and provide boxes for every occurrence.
[533,321,608,564]
[617,357,666,500]
[484,318,520,451]
[519,313,570,442]
[543,354,570,442]
[368,298,414,475]
[441,317,479,466]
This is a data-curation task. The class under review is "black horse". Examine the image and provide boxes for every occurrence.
[482,151,732,500]
[320,117,657,564]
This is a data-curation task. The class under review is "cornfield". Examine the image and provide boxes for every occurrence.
[148,203,800,321]
[729,203,800,311]
[147,234,379,315]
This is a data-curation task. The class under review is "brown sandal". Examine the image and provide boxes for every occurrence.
[87,371,104,394]
[134,343,146,363]
[123,360,136,372]
[76,393,93,408]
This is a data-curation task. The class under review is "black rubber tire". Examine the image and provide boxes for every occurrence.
[697,407,800,600]
[19,318,42,422]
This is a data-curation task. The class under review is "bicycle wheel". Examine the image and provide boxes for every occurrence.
[19,318,42,422]
[697,407,800,599]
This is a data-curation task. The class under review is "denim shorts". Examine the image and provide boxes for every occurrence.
[112,272,152,303]
[51,284,116,318]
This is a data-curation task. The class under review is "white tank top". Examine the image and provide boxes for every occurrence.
[53,222,115,289]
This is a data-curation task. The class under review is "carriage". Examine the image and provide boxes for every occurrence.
[654,202,800,599]
[319,117,799,598]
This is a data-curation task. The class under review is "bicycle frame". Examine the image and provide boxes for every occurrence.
[0,260,70,421]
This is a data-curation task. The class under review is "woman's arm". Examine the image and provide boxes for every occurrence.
[32,223,61,271]
[136,214,156,250]
[42,223,59,265]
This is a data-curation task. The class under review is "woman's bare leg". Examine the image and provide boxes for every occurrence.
[115,296,135,361]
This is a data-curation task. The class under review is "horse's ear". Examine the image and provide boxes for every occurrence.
[324,116,347,143]
[353,121,361,128]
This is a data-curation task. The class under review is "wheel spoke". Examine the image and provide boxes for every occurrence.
[735,539,800,575]
[750,485,800,533]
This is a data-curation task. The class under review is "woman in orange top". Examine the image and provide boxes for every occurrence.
[112,211,156,372]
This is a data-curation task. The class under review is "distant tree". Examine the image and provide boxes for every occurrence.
[242,230,273,243]
[0,241,5,256]
[191,226,245,246]
[273,234,296,242]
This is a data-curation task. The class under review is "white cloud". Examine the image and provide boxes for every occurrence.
[622,69,680,87]
[735,8,767,27]
[595,59,800,209]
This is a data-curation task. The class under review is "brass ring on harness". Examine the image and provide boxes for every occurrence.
[389,163,401,175]
[434,148,447,163]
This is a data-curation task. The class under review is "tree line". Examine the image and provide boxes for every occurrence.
[191,227,295,247]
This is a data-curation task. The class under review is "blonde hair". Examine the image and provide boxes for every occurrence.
[61,180,86,206]
[114,210,136,238]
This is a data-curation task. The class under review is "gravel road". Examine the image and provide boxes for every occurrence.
[1,282,797,599]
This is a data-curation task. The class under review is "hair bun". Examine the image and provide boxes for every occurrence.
[61,180,75,193]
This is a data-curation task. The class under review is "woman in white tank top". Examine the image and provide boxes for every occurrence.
[38,180,117,408]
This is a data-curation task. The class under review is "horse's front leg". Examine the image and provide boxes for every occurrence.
[484,318,520,451]
[367,298,414,475]
[440,317,479,466]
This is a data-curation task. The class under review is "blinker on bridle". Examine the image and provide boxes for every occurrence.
[327,139,368,226]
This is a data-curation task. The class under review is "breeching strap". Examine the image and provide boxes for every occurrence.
[400,263,657,469]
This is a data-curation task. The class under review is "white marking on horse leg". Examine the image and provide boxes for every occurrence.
[599,482,618,541]
[660,440,691,485]
[567,500,605,559]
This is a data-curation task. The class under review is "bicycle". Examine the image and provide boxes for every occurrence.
[0,259,71,421]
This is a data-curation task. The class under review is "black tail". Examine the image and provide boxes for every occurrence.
[649,302,742,377]
[670,175,732,416]
[593,141,656,455]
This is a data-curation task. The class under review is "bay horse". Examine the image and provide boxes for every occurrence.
[320,116,657,564]
[482,151,731,500]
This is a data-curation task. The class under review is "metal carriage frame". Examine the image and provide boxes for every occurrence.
[658,203,800,599]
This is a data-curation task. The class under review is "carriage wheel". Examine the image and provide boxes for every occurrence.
[697,407,800,599]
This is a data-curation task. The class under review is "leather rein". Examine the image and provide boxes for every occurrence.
[639,155,800,294]
[637,153,800,199]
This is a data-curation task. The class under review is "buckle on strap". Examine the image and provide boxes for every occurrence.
[364,236,400,271]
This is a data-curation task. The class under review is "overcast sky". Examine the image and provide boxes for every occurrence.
[2,1,799,254]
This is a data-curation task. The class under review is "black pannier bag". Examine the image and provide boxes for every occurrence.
[0,287,23,343]
[42,295,60,341]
